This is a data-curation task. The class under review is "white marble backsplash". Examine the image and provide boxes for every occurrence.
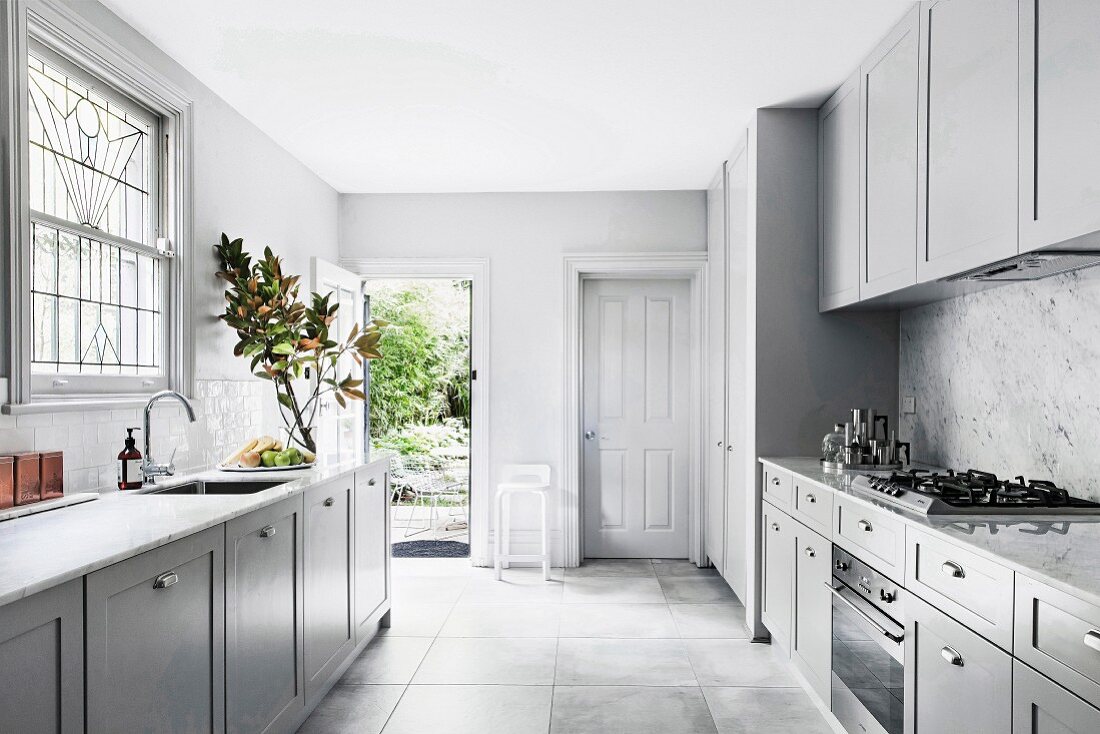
[0,379,266,494]
[899,266,1100,501]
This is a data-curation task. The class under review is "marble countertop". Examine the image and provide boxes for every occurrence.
[0,454,392,609]
[761,457,1100,609]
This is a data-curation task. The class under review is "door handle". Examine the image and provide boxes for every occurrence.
[153,571,178,590]
[726,445,733,452]
[940,645,964,666]
[1083,630,1100,653]
[941,561,965,578]
[260,525,276,538]
[857,519,873,532]
[585,431,597,440]
[717,441,723,448]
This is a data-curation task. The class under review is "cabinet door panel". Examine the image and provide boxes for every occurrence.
[819,71,861,311]
[918,0,1019,280]
[905,593,1012,733]
[0,580,83,734]
[305,478,353,699]
[861,6,920,297]
[1020,0,1100,250]
[762,503,794,651]
[793,523,831,701]
[226,495,304,734]
[1014,661,1100,734]
[354,464,390,641]
[705,165,727,575]
[86,526,224,734]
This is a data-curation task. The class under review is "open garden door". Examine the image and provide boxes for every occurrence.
[311,258,365,465]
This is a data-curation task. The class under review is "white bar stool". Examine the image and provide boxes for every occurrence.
[494,464,551,581]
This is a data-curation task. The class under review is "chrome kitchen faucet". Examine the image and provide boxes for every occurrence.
[142,390,197,483]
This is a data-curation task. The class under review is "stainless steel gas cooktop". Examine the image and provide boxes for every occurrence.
[851,469,1100,516]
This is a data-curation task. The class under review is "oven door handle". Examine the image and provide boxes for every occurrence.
[826,583,905,643]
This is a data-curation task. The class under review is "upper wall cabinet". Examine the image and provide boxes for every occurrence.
[917,0,1020,281]
[860,6,921,298]
[818,71,862,311]
[1019,0,1100,251]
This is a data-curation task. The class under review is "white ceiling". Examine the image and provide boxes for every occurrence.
[102,0,914,193]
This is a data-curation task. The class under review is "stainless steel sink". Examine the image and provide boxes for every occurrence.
[141,480,287,496]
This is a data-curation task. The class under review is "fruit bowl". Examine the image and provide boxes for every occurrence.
[220,434,316,471]
[215,463,313,473]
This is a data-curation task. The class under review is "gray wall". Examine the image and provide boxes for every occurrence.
[899,266,1100,500]
[339,190,707,562]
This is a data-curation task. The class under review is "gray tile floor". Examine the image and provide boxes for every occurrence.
[298,558,834,734]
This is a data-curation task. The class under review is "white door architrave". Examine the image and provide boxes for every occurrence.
[563,252,707,568]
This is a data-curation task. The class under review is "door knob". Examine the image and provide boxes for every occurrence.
[585,431,597,440]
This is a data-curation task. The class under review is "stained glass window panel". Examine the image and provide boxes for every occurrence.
[28,54,151,245]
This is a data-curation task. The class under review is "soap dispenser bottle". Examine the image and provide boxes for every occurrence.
[117,427,143,490]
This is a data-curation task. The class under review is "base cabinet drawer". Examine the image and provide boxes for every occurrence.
[834,496,904,581]
[225,495,305,734]
[763,466,793,509]
[1014,660,1100,734]
[906,593,1011,733]
[86,526,225,734]
[792,480,832,539]
[905,527,1014,650]
[0,580,83,734]
[1015,574,1100,708]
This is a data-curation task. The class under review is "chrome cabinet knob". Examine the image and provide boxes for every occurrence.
[771,477,781,486]
[857,519,873,532]
[368,478,377,486]
[940,646,963,666]
[805,493,817,504]
[585,431,597,440]
[804,547,816,558]
[323,497,335,507]
[717,441,723,448]
[770,522,780,532]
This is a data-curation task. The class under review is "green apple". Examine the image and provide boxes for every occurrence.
[285,448,303,465]
[261,450,279,468]
[274,450,293,467]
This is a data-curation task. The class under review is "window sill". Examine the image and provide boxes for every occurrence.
[2,396,165,415]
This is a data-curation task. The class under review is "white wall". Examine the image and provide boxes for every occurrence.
[340,191,706,563]
[0,1,339,492]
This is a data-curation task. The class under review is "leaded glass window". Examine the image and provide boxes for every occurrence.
[27,47,166,378]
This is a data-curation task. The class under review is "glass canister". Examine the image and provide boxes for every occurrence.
[821,423,846,462]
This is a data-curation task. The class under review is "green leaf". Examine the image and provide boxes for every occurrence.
[272,342,295,355]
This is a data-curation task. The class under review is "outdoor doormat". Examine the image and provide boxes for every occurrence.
[392,540,470,558]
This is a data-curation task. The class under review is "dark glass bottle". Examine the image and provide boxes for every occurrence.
[117,427,143,490]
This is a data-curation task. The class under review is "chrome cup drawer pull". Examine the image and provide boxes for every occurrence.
[771,477,781,486]
[805,493,817,504]
[804,547,816,558]
[153,571,179,590]
[770,522,780,532]
[857,519,873,532]
[323,497,336,507]
[1084,630,1100,652]
[940,645,964,666]
[368,478,377,486]
[260,525,276,538]
[941,561,965,578]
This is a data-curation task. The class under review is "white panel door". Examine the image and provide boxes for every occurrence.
[582,278,691,559]
[310,258,364,465]
[705,166,727,574]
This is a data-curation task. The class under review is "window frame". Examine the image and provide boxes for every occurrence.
[2,0,194,411]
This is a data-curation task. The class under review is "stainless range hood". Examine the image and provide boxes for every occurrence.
[944,250,1100,282]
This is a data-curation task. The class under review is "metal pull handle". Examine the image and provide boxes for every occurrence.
[260,525,276,538]
[153,571,178,590]
[585,431,597,440]
[368,478,377,486]
[805,493,817,504]
[727,445,733,452]
[804,547,816,558]
[771,477,781,486]
[770,522,780,532]
[323,497,335,507]
[1083,630,1100,652]
[857,519,873,532]
[941,561,965,578]
[940,646,963,666]
[825,584,904,643]
[717,441,723,448]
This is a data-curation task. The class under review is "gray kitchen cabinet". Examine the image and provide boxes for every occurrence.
[304,477,354,701]
[860,5,920,298]
[86,525,225,734]
[761,501,794,651]
[1019,0,1100,252]
[1014,660,1100,734]
[905,592,1012,733]
[0,580,83,734]
[917,0,1019,282]
[818,70,861,311]
[792,521,831,702]
[354,462,391,641]
[225,495,305,734]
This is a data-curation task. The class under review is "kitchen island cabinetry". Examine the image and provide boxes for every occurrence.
[354,463,391,641]
[1013,661,1100,734]
[792,522,832,701]
[85,525,225,734]
[225,495,305,734]
[0,580,83,734]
